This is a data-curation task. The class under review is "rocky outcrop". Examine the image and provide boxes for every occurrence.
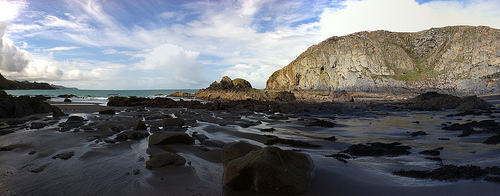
[0,73,54,90]
[0,90,63,118]
[222,142,314,195]
[195,76,295,101]
[266,26,500,95]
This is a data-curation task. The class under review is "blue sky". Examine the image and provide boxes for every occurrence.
[1,0,500,90]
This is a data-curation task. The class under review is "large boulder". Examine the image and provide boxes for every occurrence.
[330,90,354,102]
[161,118,184,127]
[0,92,57,118]
[133,120,147,131]
[222,142,314,195]
[406,92,492,110]
[146,152,186,168]
[148,132,195,145]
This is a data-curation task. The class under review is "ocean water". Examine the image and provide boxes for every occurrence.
[4,89,199,99]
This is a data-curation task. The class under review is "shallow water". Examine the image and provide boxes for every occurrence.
[1,100,500,195]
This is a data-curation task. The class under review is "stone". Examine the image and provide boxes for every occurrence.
[148,132,195,145]
[342,142,412,157]
[161,118,184,127]
[99,109,116,115]
[146,152,186,168]
[223,146,314,195]
[52,151,75,160]
[221,142,261,167]
[307,119,336,127]
[201,139,226,148]
[64,98,72,102]
[31,122,49,129]
[115,131,150,139]
[59,116,85,131]
[330,90,354,102]
[133,120,147,131]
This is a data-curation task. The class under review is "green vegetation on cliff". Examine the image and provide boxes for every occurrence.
[266,25,500,95]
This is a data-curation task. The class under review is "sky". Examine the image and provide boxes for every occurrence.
[1,0,500,90]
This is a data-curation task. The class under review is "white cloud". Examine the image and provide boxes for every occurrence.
[1,21,32,72]
[43,46,79,52]
[102,49,117,54]
[317,0,500,38]
[0,1,24,21]
[133,44,208,87]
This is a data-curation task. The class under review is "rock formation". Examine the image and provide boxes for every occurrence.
[195,76,295,101]
[0,73,54,90]
[0,90,63,118]
[266,26,500,95]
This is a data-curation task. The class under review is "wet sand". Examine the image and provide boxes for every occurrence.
[1,97,500,195]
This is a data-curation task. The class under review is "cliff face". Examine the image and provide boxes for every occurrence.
[0,73,54,90]
[266,26,500,95]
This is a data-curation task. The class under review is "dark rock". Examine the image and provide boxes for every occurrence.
[443,120,499,137]
[52,151,75,160]
[148,132,195,145]
[0,130,14,136]
[406,92,464,110]
[330,90,354,102]
[59,116,85,131]
[29,165,48,173]
[0,146,16,151]
[343,142,411,157]
[115,131,150,139]
[324,136,337,141]
[103,138,117,143]
[110,126,126,133]
[99,109,115,115]
[485,176,500,183]
[133,120,147,131]
[393,164,488,180]
[192,132,209,142]
[419,150,440,156]
[30,122,48,129]
[58,94,76,98]
[425,157,443,162]
[306,119,336,127]
[161,118,184,127]
[149,125,160,132]
[132,169,140,175]
[411,131,427,137]
[145,152,186,168]
[483,134,500,145]
[221,142,261,167]
[223,146,313,195]
[260,128,276,132]
[6,119,27,125]
[325,153,351,163]
[63,98,72,102]
[265,137,321,148]
[486,166,500,175]
[52,106,65,117]
[201,139,226,148]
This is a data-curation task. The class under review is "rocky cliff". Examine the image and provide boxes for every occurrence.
[266,26,500,95]
[0,73,54,90]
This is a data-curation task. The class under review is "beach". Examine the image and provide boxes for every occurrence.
[1,93,500,195]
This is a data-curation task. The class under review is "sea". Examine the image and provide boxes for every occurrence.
[4,89,199,104]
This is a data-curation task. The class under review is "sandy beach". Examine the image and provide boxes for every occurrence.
[1,94,500,196]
